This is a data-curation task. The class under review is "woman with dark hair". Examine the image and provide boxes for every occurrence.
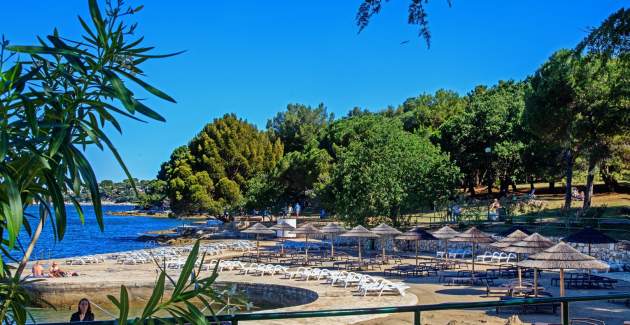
[70,298,94,322]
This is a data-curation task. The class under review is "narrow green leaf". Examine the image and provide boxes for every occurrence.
[69,146,104,231]
[43,171,66,241]
[140,272,165,319]
[172,241,200,297]
[114,68,176,103]
[133,50,186,59]
[118,285,129,325]
[134,101,166,122]
[103,70,136,113]
[6,45,81,56]
[88,0,106,45]
[2,175,23,249]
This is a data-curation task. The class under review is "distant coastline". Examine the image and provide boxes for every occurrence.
[70,200,137,207]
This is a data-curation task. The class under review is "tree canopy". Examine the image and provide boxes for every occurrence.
[159,114,282,215]
[325,116,460,226]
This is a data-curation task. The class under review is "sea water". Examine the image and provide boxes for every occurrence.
[11,205,190,261]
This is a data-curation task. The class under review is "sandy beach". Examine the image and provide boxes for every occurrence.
[25,240,630,324]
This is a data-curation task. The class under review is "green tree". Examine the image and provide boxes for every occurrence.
[571,55,629,209]
[161,114,282,216]
[395,89,466,134]
[525,50,629,210]
[524,50,579,210]
[272,142,332,206]
[439,81,526,195]
[325,116,460,226]
[267,103,333,153]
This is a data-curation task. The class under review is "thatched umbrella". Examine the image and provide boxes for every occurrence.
[490,229,529,249]
[340,225,379,263]
[432,225,460,260]
[449,227,494,276]
[497,225,532,237]
[320,223,346,258]
[242,223,275,258]
[562,227,617,257]
[269,221,296,255]
[502,232,554,295]
[395,227,438,266]
[292,223,321,264]
[371,223,402,263]
[518,242,608,303]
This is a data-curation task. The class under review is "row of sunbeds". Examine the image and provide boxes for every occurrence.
[232,262,410,297]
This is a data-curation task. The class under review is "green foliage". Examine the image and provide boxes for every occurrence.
[439,81,527,194]
[271,143,332,205]
[160,114,282,216]
[267,103,334,153]
[325,116,460,226]
[395,89,466,134]
[0,0,239,323]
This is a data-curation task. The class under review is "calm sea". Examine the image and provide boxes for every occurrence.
[12,205,190,260]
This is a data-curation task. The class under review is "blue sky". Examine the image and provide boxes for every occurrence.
[3,1,625,181]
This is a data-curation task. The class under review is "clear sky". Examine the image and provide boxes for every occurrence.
[3,1,625,181]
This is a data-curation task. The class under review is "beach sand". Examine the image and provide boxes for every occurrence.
[25,240,630,325]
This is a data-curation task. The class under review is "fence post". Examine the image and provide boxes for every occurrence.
[413,311,421,325]
[561,301,569,325]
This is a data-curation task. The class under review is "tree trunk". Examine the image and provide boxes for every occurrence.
[563,150,574,210]
[530,180,535,192]
[549,181,555,192]
[467,176,476,195]
[583,155,597,210]
[511,180,518,192]
[600,164,618,192]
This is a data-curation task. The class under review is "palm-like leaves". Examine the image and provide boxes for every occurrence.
[0,1,240,323]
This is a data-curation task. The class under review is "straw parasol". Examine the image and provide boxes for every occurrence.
[395,227,438,266]
[242,223,275,258]
[320,223,346,258]
[562,227,617,256]
[518,242,609,305]
[432,225,460,260]
[269,221,296,255]
[497,225,532,237]
[450,227,494,275]
[371,223,402,263]
[490,229,529,249]
[502,232,554,295]
[340,225,379,263]
[292,223,321,264]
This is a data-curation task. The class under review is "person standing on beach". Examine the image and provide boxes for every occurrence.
[70,298,95,322]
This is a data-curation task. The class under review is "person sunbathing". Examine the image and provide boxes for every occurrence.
[31,261,47,278]
[49,261,67,277]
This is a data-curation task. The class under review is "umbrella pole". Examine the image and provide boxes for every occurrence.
[256,234,260,261]
[305,235,309,265]
[518,267,522,288]
[588,243,592,278]
[415,240,419,266]
[281,237,285,256]
[382,238,387,264]
[560,268,566,319]
[472,242,476,275]
[358,239,362,264]
[534,268,539,298]
[560,268,565,296]
[331,234,335,259]
[444,239,448,260]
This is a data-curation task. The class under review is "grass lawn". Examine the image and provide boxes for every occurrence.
[405,182,630,239]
